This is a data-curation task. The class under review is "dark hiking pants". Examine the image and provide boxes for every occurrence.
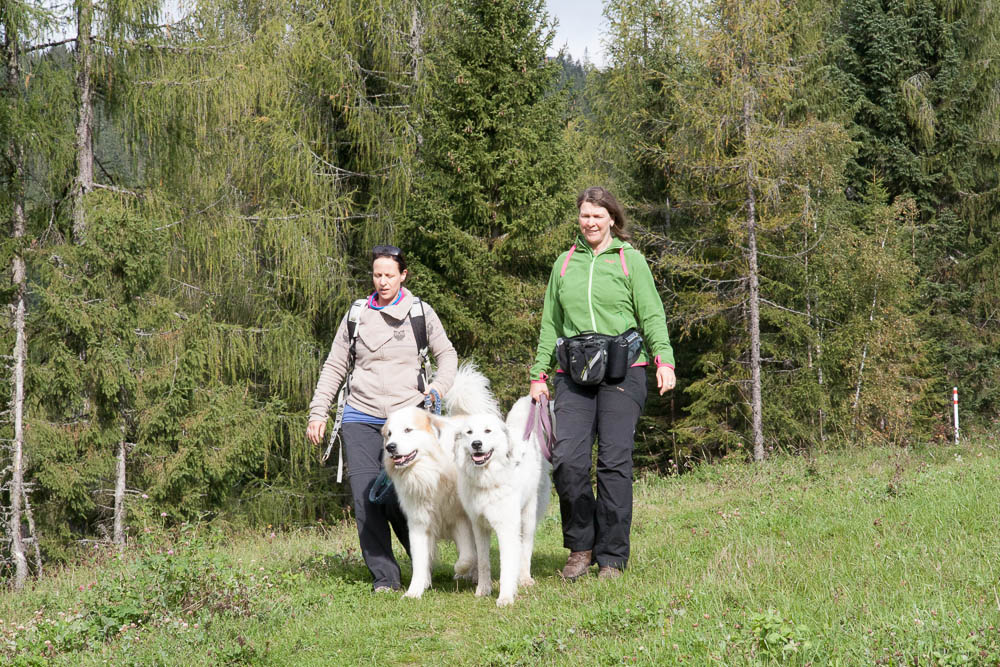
[342,421,410,589]
[552,366,647,569]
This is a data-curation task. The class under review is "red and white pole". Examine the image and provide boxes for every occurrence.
[952,387,959,444]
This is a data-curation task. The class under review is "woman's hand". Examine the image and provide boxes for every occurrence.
[306,420,327,445]
[656,365,676,395]
[530,381,550,402]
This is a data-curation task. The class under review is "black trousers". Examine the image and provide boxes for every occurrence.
[551,366,647,569]
[342,421,410,589]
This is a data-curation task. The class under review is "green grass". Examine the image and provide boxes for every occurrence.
[3,438,1000,665]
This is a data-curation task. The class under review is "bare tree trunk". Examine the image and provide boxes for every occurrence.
[409,4,423,83]
[72,0,94,245]
[113,434,126,547]
[743,93,765,462]
[803,192,825,443]
[4,14,30,591]
[852,227,890,416]
[22,487,41,576]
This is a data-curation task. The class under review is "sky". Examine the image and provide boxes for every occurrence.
[43,0,610,67]
[544,0,609,67]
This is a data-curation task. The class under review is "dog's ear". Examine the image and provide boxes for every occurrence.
[429,413,459,450]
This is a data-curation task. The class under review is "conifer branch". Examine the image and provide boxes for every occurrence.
[25,37,83,52]
[94,36,252,54]
[759,298,809,318]
[92,182,139,197]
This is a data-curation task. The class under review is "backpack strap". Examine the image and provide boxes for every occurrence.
[560,244,576,277]
[344,298,366,393]
[322,298,367,482]
[409,297,430,392]
[560,243,630,277]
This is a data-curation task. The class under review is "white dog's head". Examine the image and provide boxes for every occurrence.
[381,406,444,472]
[455,413,511,468]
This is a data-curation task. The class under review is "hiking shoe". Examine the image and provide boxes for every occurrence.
[560,550,594,581]
[598,566,622,580]
[373,585,398,593]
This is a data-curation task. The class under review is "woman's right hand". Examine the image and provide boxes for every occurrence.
[530,381,549,402]
[306,420,327,445]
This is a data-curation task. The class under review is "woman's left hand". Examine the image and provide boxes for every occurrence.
[656,365,676,395]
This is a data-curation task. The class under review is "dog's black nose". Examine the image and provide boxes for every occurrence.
[386,443,397,455]
[471,440,483,451]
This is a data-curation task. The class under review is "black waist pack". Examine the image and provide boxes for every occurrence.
[556,329,643,385]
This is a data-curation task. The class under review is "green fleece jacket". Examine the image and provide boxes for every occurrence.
[530,236,674,381]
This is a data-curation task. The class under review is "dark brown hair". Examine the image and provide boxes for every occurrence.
[371,245,407,272]
[576,186,631,242]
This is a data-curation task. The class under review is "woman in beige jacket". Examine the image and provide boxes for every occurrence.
[307,245,457,591]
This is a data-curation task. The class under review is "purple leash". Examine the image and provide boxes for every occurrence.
[524,394,555,462]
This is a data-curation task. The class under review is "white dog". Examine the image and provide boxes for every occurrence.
[381,363,500,598]
[454,396,552,606]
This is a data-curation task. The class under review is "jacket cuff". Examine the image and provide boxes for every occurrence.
[654,355,674,370]
[530,371,549,383]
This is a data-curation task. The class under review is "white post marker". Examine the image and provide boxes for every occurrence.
[952,387,959,444]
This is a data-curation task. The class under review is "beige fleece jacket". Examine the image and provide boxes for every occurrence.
[307,289,458,421]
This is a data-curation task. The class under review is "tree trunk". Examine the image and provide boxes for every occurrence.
[72,0,94,245]
[852,227,889,416]
[113,434,126,546]
[743,92,765,462]
[23,487,42,576]
[4,19,30,589]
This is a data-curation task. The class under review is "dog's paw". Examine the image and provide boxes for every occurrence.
[496,593,516,607]
[402,588,424,599]
[518,575,536,587]
[475,583,492,598]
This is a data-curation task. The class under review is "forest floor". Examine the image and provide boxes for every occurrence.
[3,435,1000,665]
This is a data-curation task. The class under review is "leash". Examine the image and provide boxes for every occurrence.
[523,394,555,462]
[321,384,347,483]
[423,388,442,415]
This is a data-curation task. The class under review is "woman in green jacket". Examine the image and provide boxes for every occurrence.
[529,186,675,581]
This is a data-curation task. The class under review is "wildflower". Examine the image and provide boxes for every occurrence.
[167,549,174,555]
[160,512,168,517]
[141,493,149,499]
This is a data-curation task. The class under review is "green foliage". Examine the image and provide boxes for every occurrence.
[0,523,270,664]
[744,609,814,661]
[836,0,1000,425]
[400,0,575,400]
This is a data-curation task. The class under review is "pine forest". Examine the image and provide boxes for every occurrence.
[1,0,997,586]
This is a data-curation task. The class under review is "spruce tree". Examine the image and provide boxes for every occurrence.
[836,0,1000,425]
[400,0,573,398]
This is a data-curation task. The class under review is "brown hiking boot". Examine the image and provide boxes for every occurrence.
[598,566,622,580]
[560,550,594,581]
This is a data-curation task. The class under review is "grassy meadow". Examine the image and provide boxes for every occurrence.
[3,437,1000,665]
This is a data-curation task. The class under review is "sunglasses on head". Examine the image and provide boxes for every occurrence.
[372,245,402,257]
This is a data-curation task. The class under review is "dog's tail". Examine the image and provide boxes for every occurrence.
[444,361,501,418]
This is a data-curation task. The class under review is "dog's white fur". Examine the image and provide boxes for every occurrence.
[454,396,552,606]
[381,363,498,598]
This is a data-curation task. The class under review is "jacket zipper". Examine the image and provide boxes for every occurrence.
[587,251,598,330]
